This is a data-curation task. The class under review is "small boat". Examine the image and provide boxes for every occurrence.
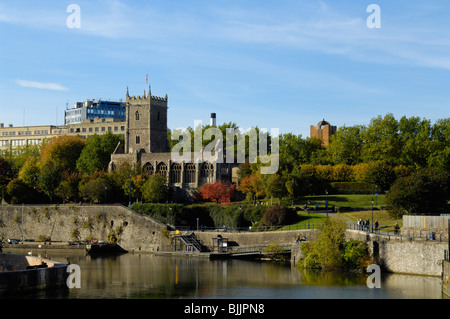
[85,242,128,255]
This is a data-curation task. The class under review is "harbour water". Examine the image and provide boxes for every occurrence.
[3,249,443,299]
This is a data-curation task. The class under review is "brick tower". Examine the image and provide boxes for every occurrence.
[310,119,337,147]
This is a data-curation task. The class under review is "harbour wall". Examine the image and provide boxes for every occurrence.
[0,204,170,253]
[0,253,68,292]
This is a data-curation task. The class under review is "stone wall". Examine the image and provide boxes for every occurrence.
[0,205,171,253]
[346,229,447,276]
[193,229,318,251]
[0,253,68,292]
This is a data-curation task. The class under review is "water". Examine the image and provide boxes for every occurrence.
[9,250,443,299]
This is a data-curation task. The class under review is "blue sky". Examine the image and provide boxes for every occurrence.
[0,1,449,138]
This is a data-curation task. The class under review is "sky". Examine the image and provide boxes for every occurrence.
[0,0,449,138]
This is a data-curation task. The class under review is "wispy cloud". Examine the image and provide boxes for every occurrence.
[15,79,69,91]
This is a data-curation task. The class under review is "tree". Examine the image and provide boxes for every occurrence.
[361,113,402,165]
[428,146,450,174]
[387,168,450,218]
[40,135,86,172]
[326,125,364,165]
[18,157,40,187]
[197,181,235,204]
[261,205,296,226]
[398,116,434,169]
[79,176,109,204]
[38,160,62,202]
[0,157,15,201]
[264,173,286,199]
[3,178,41,204]
[299,217,370,270]
[363,161,396,192]
[123,174,147,202]
[141,175,168,203]
[238,173,265,201]
[56,171,82,203]
[76,132,124,175]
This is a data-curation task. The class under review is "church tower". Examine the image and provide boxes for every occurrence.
[125,86,170,154]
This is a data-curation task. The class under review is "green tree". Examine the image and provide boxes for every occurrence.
[38,160,63,202]
[3,178,41,204]
[79,176,110,204]
[264,173,286,199]
[141,175,168,203]
[386,168,450,218]
[56,171,82,203]
[398,116,434,169]
[300,217,370,270]
[326,125,364,165]
[0,157,15,201]
[361,114,402,165]
[363,161,396,192]
[18,157,40,187]
[428,146,450,174]
[76,132,124,175]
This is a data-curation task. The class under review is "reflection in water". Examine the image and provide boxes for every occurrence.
[3,250,444,299]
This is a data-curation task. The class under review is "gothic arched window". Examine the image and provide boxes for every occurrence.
[135,111,140,121]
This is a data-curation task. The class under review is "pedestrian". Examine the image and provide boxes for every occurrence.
[357,219,361,230]
[365,218,370,231]
[374,220,379,231]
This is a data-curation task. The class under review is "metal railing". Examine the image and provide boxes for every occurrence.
[173,223,322,233]
[223,244,293,255]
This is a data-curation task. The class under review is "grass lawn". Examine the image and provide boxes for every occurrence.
[339,210,402,229]
[279,210,401,231]
[280,212,329,230]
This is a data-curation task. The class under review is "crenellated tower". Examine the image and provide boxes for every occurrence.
[125,86,170,154]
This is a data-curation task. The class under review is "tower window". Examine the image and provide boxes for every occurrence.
[136,135,140,144]
[135,111,140,121]
[157,111,160,121]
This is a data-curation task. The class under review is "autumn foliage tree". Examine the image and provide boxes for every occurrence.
[40,135,86,172]
[197,181,236,204]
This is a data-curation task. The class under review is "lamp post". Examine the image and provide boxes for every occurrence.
[375,185,378,206]
[371,198,374,233]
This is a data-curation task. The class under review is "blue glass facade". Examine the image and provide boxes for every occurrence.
[65,100,126,124]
